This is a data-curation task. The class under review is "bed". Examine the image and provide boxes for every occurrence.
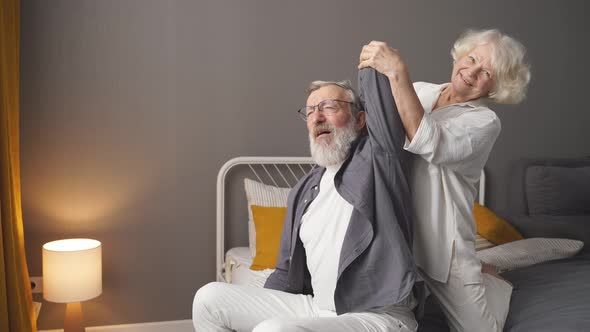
[214,156,590,331]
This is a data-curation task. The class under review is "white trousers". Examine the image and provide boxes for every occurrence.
[192,282,418,332]
[422,253,513,332]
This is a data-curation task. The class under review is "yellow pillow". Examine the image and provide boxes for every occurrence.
[250,205,287,270]
[473,203,524,245]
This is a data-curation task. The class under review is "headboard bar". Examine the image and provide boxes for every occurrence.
[479,170,486,205]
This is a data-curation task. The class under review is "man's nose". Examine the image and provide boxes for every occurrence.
[309,109,326,123]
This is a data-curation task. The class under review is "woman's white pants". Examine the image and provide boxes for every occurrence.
[422,253,513,332]
[192,282,417,332]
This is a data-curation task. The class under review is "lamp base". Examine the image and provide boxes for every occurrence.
[64,302,85,332]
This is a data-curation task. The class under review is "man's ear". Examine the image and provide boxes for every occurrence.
[355,111,366,130]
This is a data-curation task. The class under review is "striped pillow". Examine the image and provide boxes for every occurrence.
[476,234,496,251]
[477,238,584,273]
[244,178,291,257]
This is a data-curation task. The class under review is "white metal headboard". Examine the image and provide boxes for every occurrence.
[216,156,316,281]
[478,170,486,205]
[215,156,486,281]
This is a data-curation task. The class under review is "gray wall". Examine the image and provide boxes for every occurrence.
[20,0,589,329]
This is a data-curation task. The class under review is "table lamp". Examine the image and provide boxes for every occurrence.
[43,239,102,332]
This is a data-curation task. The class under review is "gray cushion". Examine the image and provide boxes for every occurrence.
[507,215,590,251]
[525,166,590,215]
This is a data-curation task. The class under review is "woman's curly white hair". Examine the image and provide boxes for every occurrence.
[452,29,531,104]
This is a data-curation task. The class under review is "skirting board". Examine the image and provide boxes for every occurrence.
[39,319,193,332]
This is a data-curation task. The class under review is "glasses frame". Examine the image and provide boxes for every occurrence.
[297,99,354,121]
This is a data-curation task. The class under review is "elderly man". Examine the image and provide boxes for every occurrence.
[193,68,418,332]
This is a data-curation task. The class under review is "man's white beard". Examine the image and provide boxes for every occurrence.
[309,117,359,167]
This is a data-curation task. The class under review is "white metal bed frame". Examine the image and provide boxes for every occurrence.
[216,156,316,281]
[215,156,486,282]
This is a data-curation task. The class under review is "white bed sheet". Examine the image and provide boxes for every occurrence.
[225,247,274,288]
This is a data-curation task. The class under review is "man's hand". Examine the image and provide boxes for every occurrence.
[359,41,407,80]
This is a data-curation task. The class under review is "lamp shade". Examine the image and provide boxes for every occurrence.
[43,239,102,303]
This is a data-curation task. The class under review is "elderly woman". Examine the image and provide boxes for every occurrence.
[359,29,531,332]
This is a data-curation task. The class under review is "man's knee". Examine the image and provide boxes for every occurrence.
[193,282,227,307]
[253,318,307,332]
[192,282,228,324]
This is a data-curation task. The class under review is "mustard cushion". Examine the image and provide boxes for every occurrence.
[250,205,287,270]
[473,203,524,245]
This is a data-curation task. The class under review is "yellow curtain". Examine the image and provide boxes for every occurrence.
[1,0,37,330]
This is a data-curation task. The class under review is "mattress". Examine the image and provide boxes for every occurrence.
[502,250,590,331]
[225,247,274,288]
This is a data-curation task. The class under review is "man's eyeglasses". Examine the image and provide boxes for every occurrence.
[297,99,354,121]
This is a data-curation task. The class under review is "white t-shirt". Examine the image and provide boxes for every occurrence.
[299,162,354,312]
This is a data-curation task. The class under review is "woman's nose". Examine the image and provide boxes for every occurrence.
[465,65,482,78]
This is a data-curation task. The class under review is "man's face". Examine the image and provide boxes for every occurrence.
[306,85,354,148]
[306,85,363,167]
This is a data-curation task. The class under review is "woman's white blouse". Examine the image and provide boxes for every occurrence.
[405,82,501,284]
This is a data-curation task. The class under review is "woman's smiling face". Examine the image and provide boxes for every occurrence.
[450,43,496,101]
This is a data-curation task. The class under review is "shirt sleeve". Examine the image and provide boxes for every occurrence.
[413,81,426,94]
[358,68,407,156]
[404,108,501,177]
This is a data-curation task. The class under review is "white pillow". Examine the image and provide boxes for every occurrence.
[244,178,291,257]
[475,234,496,251]
[476,238,584,273]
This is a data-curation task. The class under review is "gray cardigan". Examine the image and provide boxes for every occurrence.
[264,68,417,314]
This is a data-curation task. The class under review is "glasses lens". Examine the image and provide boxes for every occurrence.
[319,100,339,113]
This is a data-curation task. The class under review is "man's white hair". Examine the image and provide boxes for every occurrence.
[307,80,363,115]
[451,28,531,104]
